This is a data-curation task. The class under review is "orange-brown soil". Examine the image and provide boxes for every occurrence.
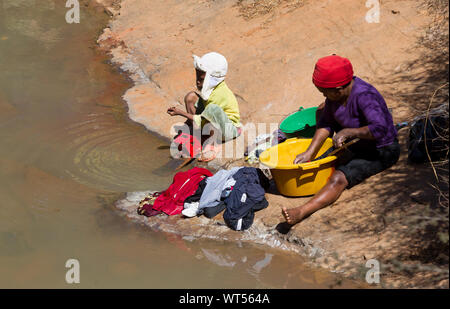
[94,0,449,288]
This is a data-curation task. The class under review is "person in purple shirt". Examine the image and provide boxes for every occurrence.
[282,55,400,226]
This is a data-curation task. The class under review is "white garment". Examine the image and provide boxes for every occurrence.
[182,202,200,218]
[193,52,228,100]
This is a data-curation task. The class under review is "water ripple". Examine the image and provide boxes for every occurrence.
[62,115,173,192]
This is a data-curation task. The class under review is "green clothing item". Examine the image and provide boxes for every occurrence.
[195,102,241,142]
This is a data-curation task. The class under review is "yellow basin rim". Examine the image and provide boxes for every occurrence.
[258,138,338,170]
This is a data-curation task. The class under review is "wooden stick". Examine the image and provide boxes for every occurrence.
[327,138,360,157]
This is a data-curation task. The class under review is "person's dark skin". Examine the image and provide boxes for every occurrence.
[167,69,206,123]
[282,79,375,226]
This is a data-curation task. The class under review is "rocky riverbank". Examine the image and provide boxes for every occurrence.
[93,0,449,288]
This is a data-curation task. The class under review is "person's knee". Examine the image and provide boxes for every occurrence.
[329,171,348,188]
[202,104,223,121]
[184,91,198,105]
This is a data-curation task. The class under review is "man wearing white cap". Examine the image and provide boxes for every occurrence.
[167,52,242,161]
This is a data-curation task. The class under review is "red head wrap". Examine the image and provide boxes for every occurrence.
[312,55,354,88]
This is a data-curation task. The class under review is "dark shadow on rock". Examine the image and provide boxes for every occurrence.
[339,1,449,273]
[151,158,187,176]
[266,179,280,195]
[276,222,293,235]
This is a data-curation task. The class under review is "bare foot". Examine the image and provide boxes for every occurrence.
[198,144,222,162]
[282,207,305,225]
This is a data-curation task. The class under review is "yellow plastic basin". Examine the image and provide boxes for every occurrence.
[259,138,337,197]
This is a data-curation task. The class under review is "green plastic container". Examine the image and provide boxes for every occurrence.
[280,106,318,138]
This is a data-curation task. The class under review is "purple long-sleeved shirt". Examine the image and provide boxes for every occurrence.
[317,77,397,148]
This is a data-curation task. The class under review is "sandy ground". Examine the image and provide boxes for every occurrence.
[93,0,449,288]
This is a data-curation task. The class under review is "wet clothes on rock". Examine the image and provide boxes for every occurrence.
[184,178,208,204]
[183,174,232,218]
[151,167,213,216]
[203,202,227,219]
[137,192,163,217]
[220,178,236,199]
[182,177,209,217]
[223,167,270,231]
[199,167,242,210]
[138,166,271,230]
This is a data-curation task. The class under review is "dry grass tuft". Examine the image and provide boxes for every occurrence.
[235,0,305,20]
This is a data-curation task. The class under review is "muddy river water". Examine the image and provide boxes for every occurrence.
[0,1,361,288]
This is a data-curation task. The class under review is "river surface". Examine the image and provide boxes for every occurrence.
[0,0,361,288]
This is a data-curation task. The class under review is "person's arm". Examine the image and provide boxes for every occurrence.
[333,93,392,148]
[293,101,336,164]
[167,107,194,122]
[333,126,374,148]
[293,128,330,164]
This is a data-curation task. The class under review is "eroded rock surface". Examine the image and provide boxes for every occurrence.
[97,0,448,288]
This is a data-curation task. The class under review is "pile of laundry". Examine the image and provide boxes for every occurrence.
[137,166,270,231]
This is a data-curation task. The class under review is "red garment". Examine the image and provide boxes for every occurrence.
[312,55,354,88]
[152,167,213,215]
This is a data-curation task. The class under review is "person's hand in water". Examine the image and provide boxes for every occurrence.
[293,151,313,164]
[167,106,181,116]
